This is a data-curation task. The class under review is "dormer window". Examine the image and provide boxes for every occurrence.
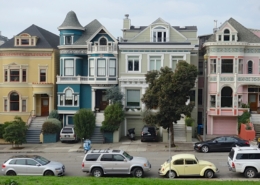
[152,26,168,42]
[65,36,72,45]
[100,38,107,45]
[14,33,37,46]
[223,29,230,41]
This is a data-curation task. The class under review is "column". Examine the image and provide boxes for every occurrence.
[33,94,36,116]
[49,95,52,113]
[91,88,96,111]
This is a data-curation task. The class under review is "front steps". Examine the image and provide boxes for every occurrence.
[90,127,104,144]
[26,117,47,144]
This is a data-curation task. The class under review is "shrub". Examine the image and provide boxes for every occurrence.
[45,118,62,129]
[48,110,60,120]
[0,122,13,138]
[185,117,194,127]
[237,111,251,133]
[245,123,252,130]
[42,122,60,134]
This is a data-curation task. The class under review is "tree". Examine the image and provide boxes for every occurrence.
[73,109,95,141]
[105,85,124,105]
[3,116,27,148]
[141,61,198,147]
[48,109,60,120]
[101,103,125,132]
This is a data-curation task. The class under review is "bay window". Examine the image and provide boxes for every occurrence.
[97,59,106,76]
[127,90,140,107]
[64,59,74,76]
[109,59,116,76]
[89,59,95,76]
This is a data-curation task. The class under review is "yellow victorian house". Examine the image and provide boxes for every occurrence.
[0,24,59,131]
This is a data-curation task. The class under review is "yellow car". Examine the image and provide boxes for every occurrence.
[158,154,219,178]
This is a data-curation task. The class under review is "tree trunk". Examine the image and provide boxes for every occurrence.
[170,123,176,147]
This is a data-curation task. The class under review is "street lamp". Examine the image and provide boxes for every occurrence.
[203,53,208,141]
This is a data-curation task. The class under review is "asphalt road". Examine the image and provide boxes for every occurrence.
[0,151,258,179]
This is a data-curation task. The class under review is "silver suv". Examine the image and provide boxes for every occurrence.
[82,149,151,177]
[60,125,78,142]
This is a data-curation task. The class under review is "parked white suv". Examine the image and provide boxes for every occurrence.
[82,149,151,177]
[60,125,78,143]
[227,146,260,178]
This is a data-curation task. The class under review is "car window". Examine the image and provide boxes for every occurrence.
[185,159,197,165]
[85,154,100,161]
[34,156,50,165]
[27,159,38,166]
[148,127,156,134]
[61,128,73,133]
[15,159,26,165]
[113,154,125,161]
[8,159,16,164]
[229,149,235,160]
[123,151,133,160]
[100,154,113,161]
[215,137,225,142]
[226,137,237,142]
[173,159,184,165]
[142,127,148,133]
[236,153,248,159]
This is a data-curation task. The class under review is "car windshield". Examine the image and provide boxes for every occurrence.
[228,149,235,160]
[195,156,199,162]
[123,151,133,160]
[34,156,50,165]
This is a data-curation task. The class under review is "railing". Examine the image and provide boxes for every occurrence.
[88,45,117,52]
[209,73,260,83]
[56,75,117,83]
[27,110,35,127]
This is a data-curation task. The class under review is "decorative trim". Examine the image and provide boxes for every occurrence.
[60,50,88,54]
[0,52,52,57]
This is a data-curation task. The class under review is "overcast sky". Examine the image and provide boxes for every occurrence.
[1,0,260,39]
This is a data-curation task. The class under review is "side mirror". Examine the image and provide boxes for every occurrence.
[124,159,127,162]
[36,164,41,166]
[214,140,218,143]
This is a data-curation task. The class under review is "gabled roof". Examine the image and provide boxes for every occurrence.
[207,18,260,43]
[73,19,106,45]
[152,18,170,25]
[58,11,84,30]
[0,24,59,49]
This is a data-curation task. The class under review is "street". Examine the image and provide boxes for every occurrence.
[0,151,257,179]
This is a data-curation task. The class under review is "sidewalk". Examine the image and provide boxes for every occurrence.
[0,138,198,153]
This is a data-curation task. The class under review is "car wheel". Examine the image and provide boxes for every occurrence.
[92,168,103,177]
[6,170,16,176]
[204,169,214,178]
[44,170,54,176]
[166,170,176,178]
[201,145,209,153]
[133,168,144,178]
[244,167,257,178]
[141,139,144,142]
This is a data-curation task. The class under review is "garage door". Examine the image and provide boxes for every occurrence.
[213,117,237,135]
[127,119,145,136]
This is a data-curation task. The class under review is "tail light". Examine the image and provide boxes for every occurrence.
[245,141,249,145]
[232,162,235,168]
[141,132,143,136]
[74,134,76,137]
[2,164,5,168]
[82,163,84,167]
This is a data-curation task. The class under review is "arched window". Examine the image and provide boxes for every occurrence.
[248,61,253,74]
[65,89,73,105]
[10,92,19,111]
[153,26,167,42]
[99,38,107,45]
[223,29,230,41]
[221,87,233,107]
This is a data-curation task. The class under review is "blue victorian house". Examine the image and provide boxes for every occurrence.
[57,11,118,128]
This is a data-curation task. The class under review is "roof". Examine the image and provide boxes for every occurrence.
[73,19,103,45]
[58,11,84,30]
[171,154,195,160]
[128,26,197,32]
[207,18,260,43]
[0,24,59,49]
[0,35,8,42]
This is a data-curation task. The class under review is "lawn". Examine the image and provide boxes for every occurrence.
[0,177,259,185]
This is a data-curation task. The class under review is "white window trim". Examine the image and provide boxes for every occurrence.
[109,58,117,77]
[147,54,164,71]
[38,65,48,83]
[221,58,234,74]
[3,64,28,83]
[97,58,107,77]
[58,87,80,107]
[125,54,142,73]
[125,88,141,108]
[63,34,74,45]
[3,97,8,112]
[247,60,254,74]
[150,25,169,42]
[97,36,109,46]
[61,57,81,77]
[169,54,186,69]
[21,98,27,112]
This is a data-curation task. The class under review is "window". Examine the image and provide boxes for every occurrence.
[74,95,78,106]
[27,159,38,166]
[221,59,233,73]
[248,61,253,74]
[40,69,46,82]
[15,159,26,165]
[4,99,7,111]
[210,95,216,107]
[113,154,125,161]
[65,89,73,105]
[60,95,63,105]
[223,29,230,41]
[218,35,221,41]
[85,154,101,161]
[149,56,161,71]
[14,33,37,46]
[89,59,95,76]
[21,39,29,45]
[185,159,197,165]
[199,61,203,75]
[127,90,140,107]
[22,100,26,112]
[210,59,216,74]
[109,59,116,76]
[22,69,26,82]
[10,92,19,111]
[197,112,202,125]
[101,154,113,161]
[232,35,235,41]
[189,90,195,102]
[128,56,139,72]
[4,69,7,82]
[10,69,19,82]
[99,38,107,45]
[97,59,106,76]
[171,56,183,71]
[238,59,243,74]
[174,159,184,165]
[198,89,202,105]
[226,137,237,142]
[153,27,167,42]
[64,59,74,76]
[215,137,226,142]
[65,36,72,45]
[221,86,233,107]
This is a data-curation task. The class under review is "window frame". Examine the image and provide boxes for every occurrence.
[148,54,163,71]
[221,86,233,108]
[126,89,141,107]
[125,54,142,73]
[89,59,95,76]
[248,60,253,74]
[10,92,19,112]
[221,59,233,73]
[109,59,116,77]
[97,59,106,76]
[40,69,46,82]
[58,88,79,107]
[238,59,243,74]
[64,59,74,76]
[152,26,168,42]
[210,59,216,74]
[169,54,186,71]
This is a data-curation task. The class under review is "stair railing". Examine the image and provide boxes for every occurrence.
[27,110,35,127]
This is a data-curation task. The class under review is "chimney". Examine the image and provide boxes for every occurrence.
[123,14,131,30]
[213,20,218,33]
[0,31,1,36]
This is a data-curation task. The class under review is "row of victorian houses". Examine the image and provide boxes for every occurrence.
[1,11,260,142]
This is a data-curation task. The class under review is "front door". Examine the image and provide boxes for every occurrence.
[41,98,49,116]
[249,94,257,111]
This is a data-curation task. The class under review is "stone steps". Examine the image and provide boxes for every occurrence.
[90,127,104,144]
[26,117,47,144]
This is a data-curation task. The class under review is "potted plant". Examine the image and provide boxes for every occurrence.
[185,116,194,130]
